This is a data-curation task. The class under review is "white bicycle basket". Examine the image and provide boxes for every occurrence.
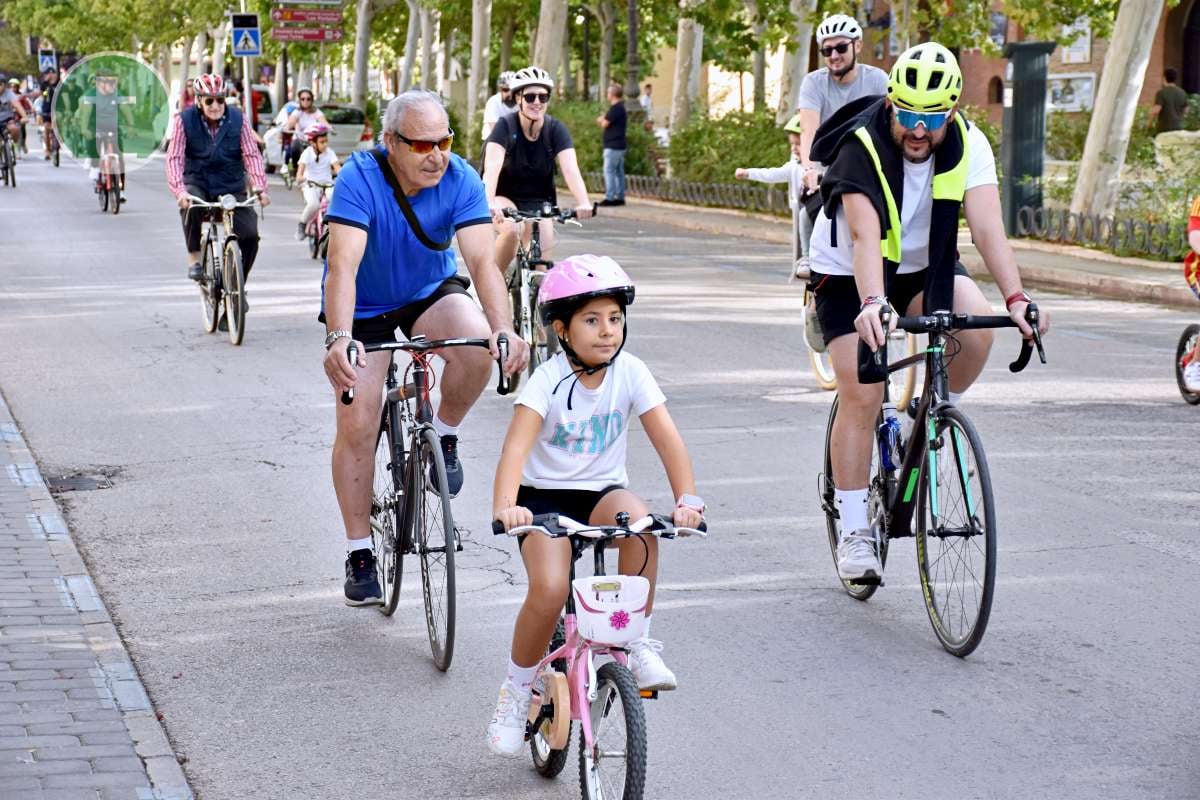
[571,575,650,646]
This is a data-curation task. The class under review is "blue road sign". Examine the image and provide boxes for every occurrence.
[38,50,57,73]
[232,26,262,57]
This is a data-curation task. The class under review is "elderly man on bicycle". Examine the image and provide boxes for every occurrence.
[166,73,270,287]
[322,89,529,606]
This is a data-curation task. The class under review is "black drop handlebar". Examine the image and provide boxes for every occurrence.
[501,203,596,224]
[339,333,511,405]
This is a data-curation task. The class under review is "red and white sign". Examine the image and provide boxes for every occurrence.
[271,7,342,24]
[270,27,344,42]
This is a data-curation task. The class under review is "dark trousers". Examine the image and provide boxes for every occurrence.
[181,184,260,276]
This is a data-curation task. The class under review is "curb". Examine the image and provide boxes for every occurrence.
[0,391,194,800]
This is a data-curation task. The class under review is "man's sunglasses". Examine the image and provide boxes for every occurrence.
[894,107,951,132]
[820,42,852,57]
[201,96,226,107]
[393,128,455,154]
[522,92,550,104]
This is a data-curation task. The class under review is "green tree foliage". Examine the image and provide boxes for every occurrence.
[667,109,788,182]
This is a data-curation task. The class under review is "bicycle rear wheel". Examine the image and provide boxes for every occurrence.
[414,426,456,671]
[6,140,15,187]
[579,661,646,800]
[200,233,221,334]
[223,240,246,345]
[373,406,405,615]
[916,405,996,658]
[1175,324,1200,405]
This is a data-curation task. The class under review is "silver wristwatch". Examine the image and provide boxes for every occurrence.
[324,330,352,349]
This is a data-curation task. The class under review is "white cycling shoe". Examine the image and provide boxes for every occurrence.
[486,680,532,757]
[836,530,882,581]
[627,637,677,691]
[1184,361,1200,393]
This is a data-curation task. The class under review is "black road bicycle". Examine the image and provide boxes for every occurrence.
[342,335,511,671]
[820,307,1046,657]
[186,193,261,346]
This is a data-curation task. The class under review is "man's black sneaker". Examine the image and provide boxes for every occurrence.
[344,549,383,606]
[188,262,204,281]
[598,198,625,207]
[430,434,463,498]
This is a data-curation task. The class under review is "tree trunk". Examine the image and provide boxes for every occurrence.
[1070,0,1165,218]
[212,22,229,76]
[400,0,420,91]
[419,6,434,89]
[499,18,515,73]
[432,10,445,93]
[275,47,288,113]
[598,0,613,93]
[778,0,817,120]
[352,0,376,109]
[178,34,196,100]
[744,0,766,111]
[670,0,702,131]
[533,0,567,84]
[623,0,640,111]
[560,13,571,98]
[297,62,314,92]
[468,0,492,157]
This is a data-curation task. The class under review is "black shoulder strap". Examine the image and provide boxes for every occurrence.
[370,149,452,251]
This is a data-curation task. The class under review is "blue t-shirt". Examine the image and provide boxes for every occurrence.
[322,148,491,318]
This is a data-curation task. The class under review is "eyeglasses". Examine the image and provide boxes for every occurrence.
[202,97,226,107]
[299,96,313,103]
[522,92,550,104]
[393,128,455,154]
[894,107,951,132]
[820,42,852,57]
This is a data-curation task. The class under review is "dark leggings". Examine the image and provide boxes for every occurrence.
[181,184,260,276]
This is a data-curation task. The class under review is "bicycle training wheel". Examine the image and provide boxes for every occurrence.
[915,406,996,657]
[531,619,571,777]
[199,237,221,334]
[372,407,405,615]
[821,397,888,601]
[415,426,456,671]
[579,661,646,800]
[887,332,919,410]
[222,240,246,346]
[1175,325,1200,405]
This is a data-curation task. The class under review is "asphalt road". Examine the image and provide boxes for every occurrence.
[2,155,1198,800]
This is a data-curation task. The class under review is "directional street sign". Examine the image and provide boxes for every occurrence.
[231,13,262,57]
[38,49,58,73]
[275,0,342,5]
[270,27,344,42]
[271,7,342,24]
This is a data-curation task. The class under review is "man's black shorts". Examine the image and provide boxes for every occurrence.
[320,275,472,345]
[809,263,971,345]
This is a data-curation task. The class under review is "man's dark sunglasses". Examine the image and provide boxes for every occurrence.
[522,92,550,104]
[202,96,226,107]
[393,128,455,154]
[820,42,852,57]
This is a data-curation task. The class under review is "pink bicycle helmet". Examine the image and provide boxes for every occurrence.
[537,254,636,325]
[305,122,331,140]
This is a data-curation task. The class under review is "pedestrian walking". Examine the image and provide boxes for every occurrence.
[597,83,627,207]
[1150,68,1189,135]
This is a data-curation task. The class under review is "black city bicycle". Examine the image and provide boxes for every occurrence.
[819,306,1046,657]
[186,193,261,346]
[342,335,512,671]
[501,204,591,390]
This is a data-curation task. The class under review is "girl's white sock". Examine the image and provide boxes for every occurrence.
[507,659,538,692]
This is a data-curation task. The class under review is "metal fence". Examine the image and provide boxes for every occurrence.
[1015,206,1187,261]
[581,171,790,216]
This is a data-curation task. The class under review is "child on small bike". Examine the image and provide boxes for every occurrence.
[1183,196,1200,392]
[294,122,340,241]
[487,254,705,756]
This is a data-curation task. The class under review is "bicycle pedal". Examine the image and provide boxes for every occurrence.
[848,575,883,587]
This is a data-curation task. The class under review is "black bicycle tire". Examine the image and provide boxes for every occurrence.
[821,397,881,601]
[416,426,456,671]
[108,179,119,215]
[223,240,245,346]
[1,138,10,187]
[915,405,996,658]
[6,140,15,188]
[97,179,107,211]
[374,406,405,615]
[506,284,526,392]
[578,662,646,800]
[531,618,571,777]
[1175,325,1200,405]
[52,146,59,167]
[200,232,221,334]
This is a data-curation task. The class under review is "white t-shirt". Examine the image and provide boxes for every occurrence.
[299,146,338,184]
[810,123,998,276]
[482,93,514,140]
[516,352,666,491]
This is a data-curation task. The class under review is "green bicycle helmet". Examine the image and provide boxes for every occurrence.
[886,42,962,112]
[783,112,804,135]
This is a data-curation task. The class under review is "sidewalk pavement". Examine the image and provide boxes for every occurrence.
[0,392,193,799]
[603,196,1197,308]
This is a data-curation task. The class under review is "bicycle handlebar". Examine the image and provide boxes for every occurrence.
[340,334,511,405]
[890,306,1046,373]
[501,204,595,224]
[185,192,261,209]
[492,512,707,539]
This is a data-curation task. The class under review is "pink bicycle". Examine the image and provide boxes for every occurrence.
[302,180,333,260]
[492,512,706,800]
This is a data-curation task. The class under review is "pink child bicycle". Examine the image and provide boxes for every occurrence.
[303,180,333,260]
[492,512,706,800]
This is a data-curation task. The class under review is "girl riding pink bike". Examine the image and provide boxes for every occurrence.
[294,121,339,245]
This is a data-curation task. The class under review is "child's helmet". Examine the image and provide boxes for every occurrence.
[305,122,331,140]
[538,254,636,326]
[783,112,804,135]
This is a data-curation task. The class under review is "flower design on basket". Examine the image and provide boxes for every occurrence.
[609,609,631,630]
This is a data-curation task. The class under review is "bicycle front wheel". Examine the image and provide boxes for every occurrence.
[200,234,221,334]
[223,240,246,345]
[1175,324,1200,405]
[414,426,456,671]
[373,407,405,615]
[108,183,120,215]
[579,661,646,800]
[6,140,15,188]
[916,405,996,657]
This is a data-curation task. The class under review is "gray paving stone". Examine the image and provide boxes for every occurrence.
[2,712,72,726]
[0,758,91,777]
[92,756,145,774]
[35,745,135,761]
[43,772,152,789]
[27,721,130,737]
[1,690,69,704]
[20,679,106,692]
[68,710,122,723]
[79,734,133,746]
[0,775,42,790]
[21,790,107,800]
[0,734,81,750]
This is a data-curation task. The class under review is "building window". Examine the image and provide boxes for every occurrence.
[988,76,1004,104]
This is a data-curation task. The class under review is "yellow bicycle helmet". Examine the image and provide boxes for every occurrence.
[783,112,804,135]
[886,42,962,112]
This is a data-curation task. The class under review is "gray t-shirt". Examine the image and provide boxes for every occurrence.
[797,64,889,124]
[0,88,18,113]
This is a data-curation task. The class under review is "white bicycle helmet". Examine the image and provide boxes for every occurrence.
[498,71,516,88]
[816,14,863,44]
[509,66,554,93]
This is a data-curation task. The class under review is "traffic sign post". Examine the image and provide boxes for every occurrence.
[38,49,57,74]
[231,13,262,57]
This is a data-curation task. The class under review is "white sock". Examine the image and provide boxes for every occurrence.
[347,536,373,554]
[949,391,963,406]
[643,615,652,639]
[835,488,870,535]
[506,659,538,692]
[432,414,459,439]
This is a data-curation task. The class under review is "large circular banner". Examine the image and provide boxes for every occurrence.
[52,52,171,173]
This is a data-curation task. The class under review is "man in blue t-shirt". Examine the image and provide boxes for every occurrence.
[322,90,529,607]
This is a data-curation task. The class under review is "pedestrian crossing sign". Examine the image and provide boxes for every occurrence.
[231,20,262,57]
[38,50,57,73]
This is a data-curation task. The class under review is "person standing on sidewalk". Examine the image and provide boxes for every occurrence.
[597,83,627,207]
[1149,68,1189,135]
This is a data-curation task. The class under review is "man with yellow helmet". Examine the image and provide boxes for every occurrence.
[807,42,1051,582]
[734,112,812,279]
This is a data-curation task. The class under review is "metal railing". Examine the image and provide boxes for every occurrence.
[581,171,790,216]
[1015,205,1189,261]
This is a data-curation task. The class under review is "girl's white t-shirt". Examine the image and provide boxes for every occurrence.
[299,146,338,185]
[516,352,666,491]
